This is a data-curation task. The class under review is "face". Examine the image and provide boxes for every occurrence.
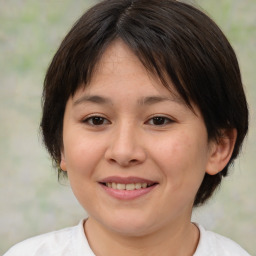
[60,40,216,236]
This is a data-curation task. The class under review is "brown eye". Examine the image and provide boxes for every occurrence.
[147,116,173,126]
[83,116,110,126]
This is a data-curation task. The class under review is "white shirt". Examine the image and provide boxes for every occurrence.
[4,220,251,256]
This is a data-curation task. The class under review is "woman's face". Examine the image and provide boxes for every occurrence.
[60,40,216,236]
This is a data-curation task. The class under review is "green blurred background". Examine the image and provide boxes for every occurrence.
[0,0,255,254]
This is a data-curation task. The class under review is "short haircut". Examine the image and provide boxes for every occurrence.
[41,0,248,206]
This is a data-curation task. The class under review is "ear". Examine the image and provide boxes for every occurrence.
[60,152,67,171]
[206,128,237,175]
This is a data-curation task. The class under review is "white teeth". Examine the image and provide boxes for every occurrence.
[126,184,135,190]
[142,183,147,188]
[135,183,142,189]
[106,182,152,190]
[116,183,126,190]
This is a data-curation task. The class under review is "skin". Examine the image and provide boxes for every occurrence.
[60,39,236,256]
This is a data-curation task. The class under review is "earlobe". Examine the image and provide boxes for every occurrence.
[60,152,67,171]
[206,129,237,175]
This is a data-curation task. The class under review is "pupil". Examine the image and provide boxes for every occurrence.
[153,117,165,125]
[93,117,104,125]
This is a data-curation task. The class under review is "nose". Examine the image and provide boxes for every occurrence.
[104,122,147,167]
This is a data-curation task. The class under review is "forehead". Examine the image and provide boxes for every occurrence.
[69,39,202,120]
[92,39,151,83]
[79,39,182,102]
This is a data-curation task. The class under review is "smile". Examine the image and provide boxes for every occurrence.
[99,176,158,200]
[104,182,154,190]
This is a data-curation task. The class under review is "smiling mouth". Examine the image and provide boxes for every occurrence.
[99,177,158,200]
[101,182,156,191]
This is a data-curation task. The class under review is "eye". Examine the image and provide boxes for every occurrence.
[146,116,173,126]
[83,116,110,126]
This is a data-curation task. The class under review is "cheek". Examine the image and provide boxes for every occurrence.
[152,132,207,189]
[63,133,106,176]
[63,135,107,207]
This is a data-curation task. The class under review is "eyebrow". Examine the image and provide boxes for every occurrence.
[140,96,183,105]
[73,95,183,106]
[73,95,112,106]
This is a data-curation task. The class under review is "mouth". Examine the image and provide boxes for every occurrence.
[100,182,156,191]
[98,176,158,200]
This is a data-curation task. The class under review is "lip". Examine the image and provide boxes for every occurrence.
[100,176,157,185]
[99,176,158,200]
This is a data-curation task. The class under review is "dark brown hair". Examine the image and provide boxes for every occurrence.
[41,0,248,206]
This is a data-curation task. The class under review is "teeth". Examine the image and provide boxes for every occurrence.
[142,183,147,188]
[135,183,142,189]
[106,182,151,190]
[126,184,135,190]
[116,183,126,190]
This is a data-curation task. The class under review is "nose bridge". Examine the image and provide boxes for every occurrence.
[115,120,136,150]
[105,119,146,166]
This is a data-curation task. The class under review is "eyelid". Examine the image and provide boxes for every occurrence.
[145,115,175,126]
[82,114,111,126]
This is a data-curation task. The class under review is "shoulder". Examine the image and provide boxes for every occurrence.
[194,224,251,256]
[3,220,92,256]
[3,227,74,256]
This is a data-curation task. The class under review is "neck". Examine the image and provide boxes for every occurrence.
[84,217,199,256]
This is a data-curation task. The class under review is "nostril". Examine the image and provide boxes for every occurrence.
[108,158,138,167]
[109,158,116,163]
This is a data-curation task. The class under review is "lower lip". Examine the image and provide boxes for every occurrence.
[100,184,157,200]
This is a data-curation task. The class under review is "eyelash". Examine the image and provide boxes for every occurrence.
[82,115,174,127]
[146,116,174,126]
[82,115,111,126]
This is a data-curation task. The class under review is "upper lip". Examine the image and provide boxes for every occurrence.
[99,176,158,185]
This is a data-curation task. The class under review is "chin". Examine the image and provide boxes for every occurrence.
[101,212,157,237]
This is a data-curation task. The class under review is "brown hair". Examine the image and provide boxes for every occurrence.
[41,0,248,206]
